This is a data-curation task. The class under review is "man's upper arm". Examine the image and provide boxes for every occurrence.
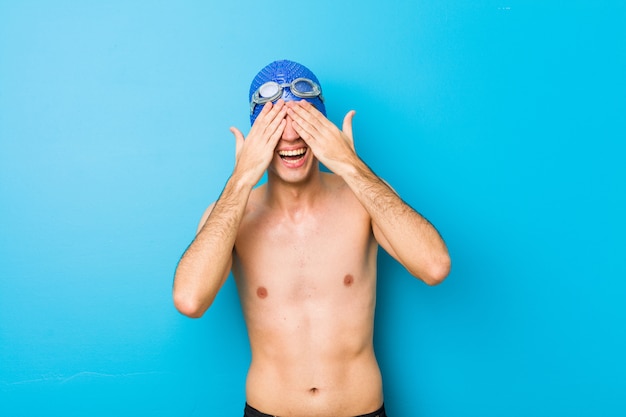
[372,221,401,262]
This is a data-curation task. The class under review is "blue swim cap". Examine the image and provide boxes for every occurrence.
[249,60,326,125]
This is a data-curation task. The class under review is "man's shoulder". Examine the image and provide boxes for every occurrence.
[241,184,269,220]
[321,172,362,203]
[321,171,350,192]
[247,183,267,206]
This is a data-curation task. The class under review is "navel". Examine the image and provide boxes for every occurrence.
[343,274,354,287]
[256,286,268,299]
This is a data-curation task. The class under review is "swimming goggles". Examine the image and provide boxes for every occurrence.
[250,78,324,114]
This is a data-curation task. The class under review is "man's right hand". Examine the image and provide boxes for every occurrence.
[229,100,287,187]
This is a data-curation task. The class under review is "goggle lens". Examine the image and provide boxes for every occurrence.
[292,79,315,95]
[258,83,281,99]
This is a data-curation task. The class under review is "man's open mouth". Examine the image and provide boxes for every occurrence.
[278,148,307,162]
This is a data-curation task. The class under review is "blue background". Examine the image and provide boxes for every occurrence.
[1,1,625,416]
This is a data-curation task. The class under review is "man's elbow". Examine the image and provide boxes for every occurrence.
[420,255,451,286]
[173,291,208,319]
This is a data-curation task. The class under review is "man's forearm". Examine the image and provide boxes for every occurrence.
[173,175,252,317]
[342,158,450,284]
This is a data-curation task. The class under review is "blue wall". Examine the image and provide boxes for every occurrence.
[1,1,625,416]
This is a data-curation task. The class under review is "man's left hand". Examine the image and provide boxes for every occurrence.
[287,101,360,176]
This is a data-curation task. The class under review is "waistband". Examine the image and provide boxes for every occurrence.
[244,402,386,417]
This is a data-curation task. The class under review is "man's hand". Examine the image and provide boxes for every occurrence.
[229,100,287,187]
[287,100,359,177]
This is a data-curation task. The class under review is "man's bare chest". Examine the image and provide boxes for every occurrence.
[234,209,375,284]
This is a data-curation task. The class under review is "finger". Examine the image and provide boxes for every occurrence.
[287,103,319,139]
[258,101,274,119]
[342,110,356,150]
[249,102,271,136]
[265,99,286,119]
[251,101,279,130]
[289,111,318,145]
[292,100,341,140]
[229,126,245,159]
[268,119,287,146]
[262,109,287,143]
[250,101,286,142]
[272,100,288,121]
[295,99,322,114]
[261,100,286,129]
[291,117,315,144]
[290,100,324,125]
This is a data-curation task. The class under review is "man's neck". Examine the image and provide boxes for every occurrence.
[264,170,327,217]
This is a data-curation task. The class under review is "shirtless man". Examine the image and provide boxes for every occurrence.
[173,60,450,417]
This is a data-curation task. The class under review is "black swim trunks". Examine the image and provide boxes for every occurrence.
[243,402,387,417]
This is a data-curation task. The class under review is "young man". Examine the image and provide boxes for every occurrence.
[173,60,450,417]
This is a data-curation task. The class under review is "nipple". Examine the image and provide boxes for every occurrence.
[256,286,268,299]
[343,274,354,287]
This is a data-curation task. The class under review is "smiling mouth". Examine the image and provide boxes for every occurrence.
[278,147,307,162]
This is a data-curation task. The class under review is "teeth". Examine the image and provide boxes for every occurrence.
[278,148,306,157]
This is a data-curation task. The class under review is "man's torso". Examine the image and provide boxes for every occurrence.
[232,173,384,416]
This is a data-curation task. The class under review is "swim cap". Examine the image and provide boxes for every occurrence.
[249,59,326,125]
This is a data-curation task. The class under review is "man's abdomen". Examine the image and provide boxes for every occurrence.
[245,347,383,417]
